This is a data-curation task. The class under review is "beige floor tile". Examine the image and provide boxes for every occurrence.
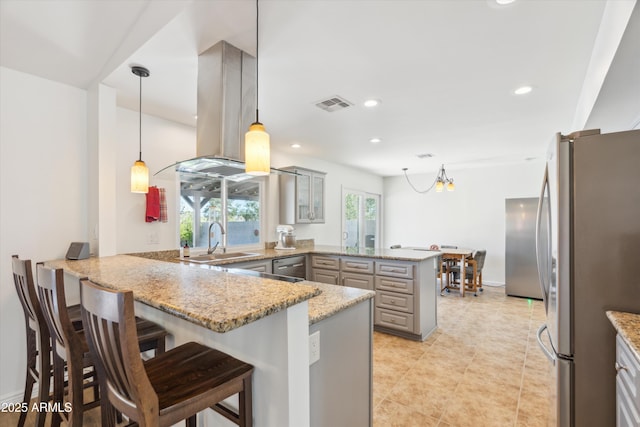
[386,285,552,427]
[374,399,440,427]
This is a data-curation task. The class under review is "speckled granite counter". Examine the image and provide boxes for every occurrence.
[132,244,440,265]
[302,281,373,324]
[46,254,375,330]
[46,255,321,333]
[606,311,640,361]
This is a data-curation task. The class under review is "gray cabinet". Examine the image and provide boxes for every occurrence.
[309,253,438,341]
[310,255,341,285]
[280,167,326,224]
[374,258,438,341]
[374,260,416,334]
[616,334,640,427]
[310,255,374,291]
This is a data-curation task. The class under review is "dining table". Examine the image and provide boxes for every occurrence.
[390,246,475,297]
[440,248,475,297]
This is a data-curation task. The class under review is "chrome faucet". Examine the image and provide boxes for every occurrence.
[207,221,226,254]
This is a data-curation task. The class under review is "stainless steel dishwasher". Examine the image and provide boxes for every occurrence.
[272,255,306,279]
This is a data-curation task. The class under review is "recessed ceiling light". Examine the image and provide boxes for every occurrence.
[291,143,301,149]
[496,0,516,5]
[369,138,381,144]
[364,99,380,108]
[514,85,533,95]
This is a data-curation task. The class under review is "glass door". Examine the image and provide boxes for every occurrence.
[342,188,380,250]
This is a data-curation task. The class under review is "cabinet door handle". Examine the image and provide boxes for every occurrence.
[615,362,628,373]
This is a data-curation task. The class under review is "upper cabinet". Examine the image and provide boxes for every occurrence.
[280,166,326,224]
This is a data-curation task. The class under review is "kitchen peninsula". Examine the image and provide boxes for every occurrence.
[46,246,439,426]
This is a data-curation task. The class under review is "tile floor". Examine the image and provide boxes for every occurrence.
[1,285,553,427]
[373,285,554,427]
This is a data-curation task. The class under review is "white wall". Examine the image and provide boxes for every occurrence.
[383,161,546,284]
[0,67,88,399]
[115,108,195,254]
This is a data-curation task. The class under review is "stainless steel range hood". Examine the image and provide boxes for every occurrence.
[156,40,288,179]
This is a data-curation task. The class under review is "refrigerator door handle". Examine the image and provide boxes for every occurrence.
[537,324,556,365]
[535,166,550,310]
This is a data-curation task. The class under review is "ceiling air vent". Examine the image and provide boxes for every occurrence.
[315,95,353,112]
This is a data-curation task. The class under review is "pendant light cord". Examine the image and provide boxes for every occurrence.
[255,0,260,124]
[138,71,143,162]
[403,168,438,194]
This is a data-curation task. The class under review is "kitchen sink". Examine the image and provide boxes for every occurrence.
[182,252,259,263]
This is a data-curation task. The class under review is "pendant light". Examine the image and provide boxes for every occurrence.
[403,164,455,194]
[131,66,150,193]
[245,0,270,176]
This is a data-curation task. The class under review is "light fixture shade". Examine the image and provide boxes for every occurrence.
[245,122,270,176]
[131,160,149,193]
[447,181,455,192]
[435,180,444,192]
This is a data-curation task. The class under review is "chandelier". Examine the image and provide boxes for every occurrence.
[402,164,455,194]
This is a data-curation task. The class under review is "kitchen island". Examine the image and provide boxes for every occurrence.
[136,244,441,341]
[46,255,374,427]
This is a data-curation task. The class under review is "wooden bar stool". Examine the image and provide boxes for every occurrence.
[36,264,168,427]
[12,255,53,427]
[80,278,254,427]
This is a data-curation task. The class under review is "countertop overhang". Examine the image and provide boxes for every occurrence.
[606,310,640,361]
[46,255,321,333]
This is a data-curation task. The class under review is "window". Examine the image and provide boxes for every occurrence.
[180,174,263,249]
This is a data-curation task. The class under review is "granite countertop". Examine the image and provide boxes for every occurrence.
[46,255,321,333]
[606,311,640,361]
[46,254,375,331]
[300,281,374,324]
[135,244,441,265]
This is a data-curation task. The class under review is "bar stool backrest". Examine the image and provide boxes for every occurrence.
[35,265,82,360]
[80,279,158,424]
[12,256,43,332]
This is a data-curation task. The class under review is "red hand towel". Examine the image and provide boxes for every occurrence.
[145,187,160,222]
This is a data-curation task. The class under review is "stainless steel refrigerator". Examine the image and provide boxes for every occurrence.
[505,197,543,299]
[535,129,640,426]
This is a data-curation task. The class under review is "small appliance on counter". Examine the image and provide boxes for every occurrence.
[275,225,296,250]
[66,242,90,260]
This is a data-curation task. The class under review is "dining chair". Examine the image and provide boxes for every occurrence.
[80,278,254,427]
[437,245,459,292]
[448,249,487,296]
[35,264,168,427]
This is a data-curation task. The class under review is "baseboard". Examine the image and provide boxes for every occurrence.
[481,281,505,287]
[0,389,28,405]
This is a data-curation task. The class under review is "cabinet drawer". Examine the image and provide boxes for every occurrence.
[340,257,374,274]
[341,272,374,291]
[311,268,340,285]
[374,308,414,333]
[375,276,414,295]
[311,255,340,270]
[617,335,640,412]
[375,261,414,279]
[375,291,413,314]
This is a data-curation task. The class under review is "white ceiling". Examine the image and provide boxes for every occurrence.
[2,0,638,177]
